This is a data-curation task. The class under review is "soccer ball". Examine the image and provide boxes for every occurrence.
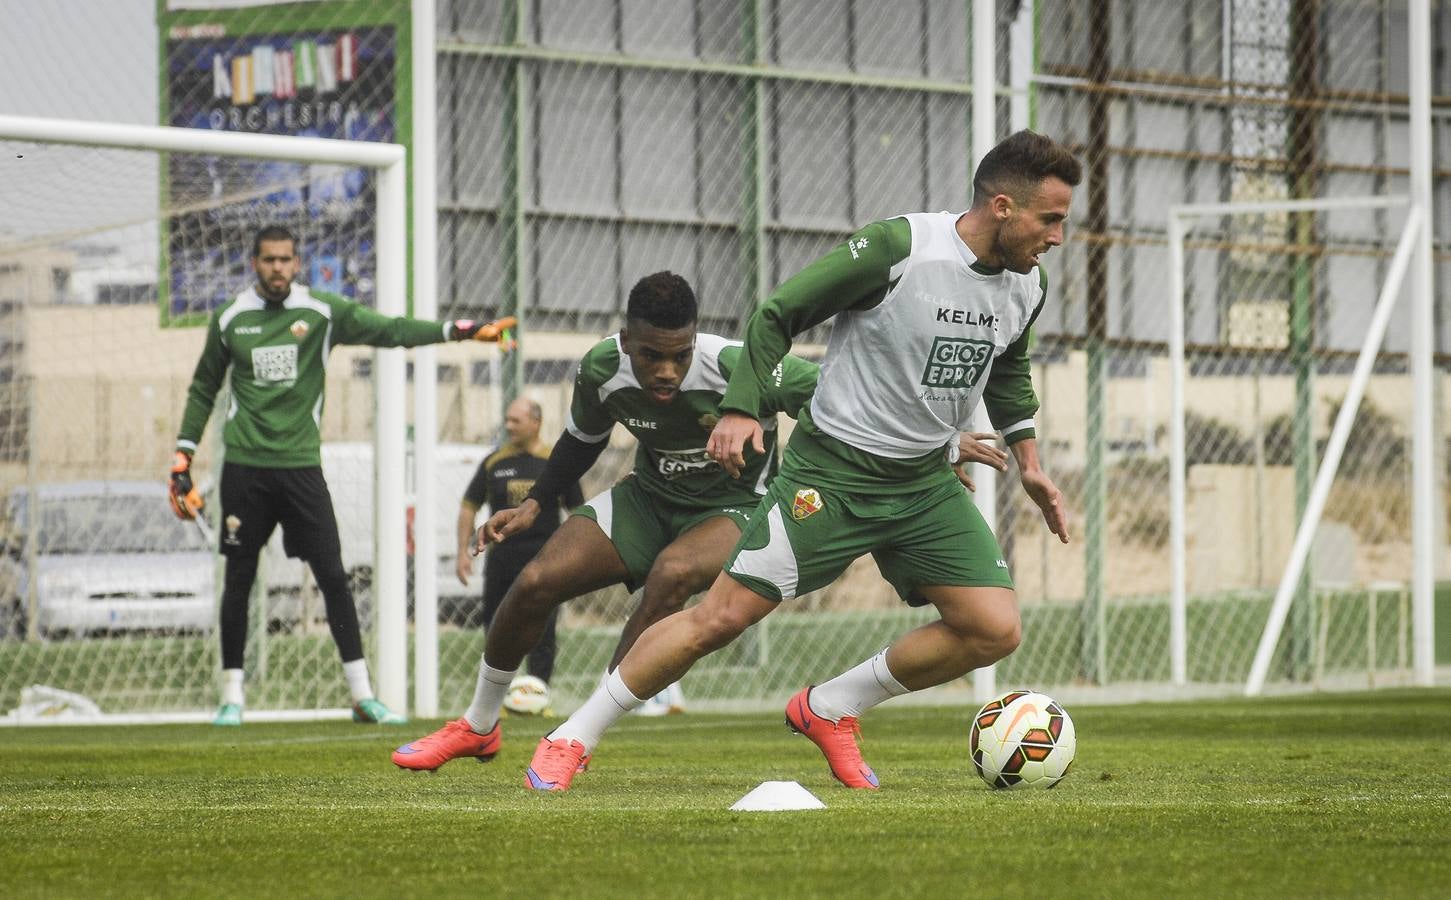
[503,675,550,716]
[969,689,1076,789]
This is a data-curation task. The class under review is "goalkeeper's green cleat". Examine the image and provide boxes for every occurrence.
[352,698,408,725]
[212,703,242,727]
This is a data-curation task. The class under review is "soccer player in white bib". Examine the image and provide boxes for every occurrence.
[527,130,1080,791]
[391,272,818,772]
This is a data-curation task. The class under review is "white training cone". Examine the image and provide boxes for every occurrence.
[730,780,826,811]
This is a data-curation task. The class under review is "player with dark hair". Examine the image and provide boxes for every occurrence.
[391,271,819,771]
[455,396,584,702]
[170,225,515,727]
[526,130,1081,791]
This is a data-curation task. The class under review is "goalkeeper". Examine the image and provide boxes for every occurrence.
[170,224,515,727]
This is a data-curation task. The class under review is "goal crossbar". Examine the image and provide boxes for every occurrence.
[0,114,412,717]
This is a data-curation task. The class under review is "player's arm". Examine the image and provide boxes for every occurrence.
[170,313,228,519]
[710,219,908,475]
[329,294,515,347]
[456,500,480,585]
[981,271,1048,448]
[456,460,490,583]
[175,311,228,457]
[719,218,908,418]
[477,356,613,550]
[477,434,607,550]
[1011,436,1068,544]
[976,274,1063,539]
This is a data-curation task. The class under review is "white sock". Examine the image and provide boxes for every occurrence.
[551,669,643,752]
[343,658,373,703]
[809,649,909,722]
[221,668,245,706]
[464,659,516,733]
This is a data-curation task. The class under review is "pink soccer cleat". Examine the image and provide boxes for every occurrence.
[392,718,501,771]
[525,736,589,792]
[784,686,880,790]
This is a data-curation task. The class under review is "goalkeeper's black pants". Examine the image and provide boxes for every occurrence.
[219,552,364,670]
[217,463,365,670]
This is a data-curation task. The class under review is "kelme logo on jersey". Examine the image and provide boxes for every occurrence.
[920,337,994,389]
[791,488,823,520]
[656,447,718,480]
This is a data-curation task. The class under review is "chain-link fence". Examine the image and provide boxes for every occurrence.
[1030,0,1450,694]
[1,1,1447,721]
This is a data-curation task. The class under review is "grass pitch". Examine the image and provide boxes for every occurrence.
[3,689,1448,899]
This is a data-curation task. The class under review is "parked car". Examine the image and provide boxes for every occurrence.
[0,481,215,638]
[258,442,491,629]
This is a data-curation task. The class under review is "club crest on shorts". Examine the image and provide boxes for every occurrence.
[224,515,242,546]
[290,320,309,339]
[791,488,823,521]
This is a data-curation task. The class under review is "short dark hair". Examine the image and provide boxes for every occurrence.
[970,130,1083,208]
[625,271,697,330]
[252,225,299,257]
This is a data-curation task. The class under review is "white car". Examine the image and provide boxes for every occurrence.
[0,481,215,638]
[260,442,490,628]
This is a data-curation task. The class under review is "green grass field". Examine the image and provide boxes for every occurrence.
[4,689,1449,899]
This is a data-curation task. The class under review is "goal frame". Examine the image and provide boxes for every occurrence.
[1166,195,1436,697]
[0,113,411,721]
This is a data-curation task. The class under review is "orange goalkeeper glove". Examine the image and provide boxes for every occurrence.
[448,316,518,343]
[168,451,204,520]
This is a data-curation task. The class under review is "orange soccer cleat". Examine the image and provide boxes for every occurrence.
[524,736,589,792]
[784,686,880,790]
[392,718,501,772]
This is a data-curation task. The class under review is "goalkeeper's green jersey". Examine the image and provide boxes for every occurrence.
[567,333,819,507]
[720,214,1045,492]
[176,284,452,469]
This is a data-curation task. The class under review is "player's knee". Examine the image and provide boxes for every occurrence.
[641,556,702,612]
[688,601,751,652]
[508,562,559,612]
[977,612,1022,660]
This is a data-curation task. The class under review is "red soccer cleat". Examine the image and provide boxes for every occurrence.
[525,736,589,792]
[392,718,501,771]
[784,686,880,790]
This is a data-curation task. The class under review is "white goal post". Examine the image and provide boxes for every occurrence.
[0,113,412,718]
[1166,195,1436,697]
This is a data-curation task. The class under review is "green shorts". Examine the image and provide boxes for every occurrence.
[724,473,1012,604]
[572,476,756,591]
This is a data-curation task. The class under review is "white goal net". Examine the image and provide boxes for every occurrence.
[3,1,1446,727]
[0,116,429,722]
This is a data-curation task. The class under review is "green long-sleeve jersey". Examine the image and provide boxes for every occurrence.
[567,333,819,507]
[720,214,1046,491]
[176,284,453,468]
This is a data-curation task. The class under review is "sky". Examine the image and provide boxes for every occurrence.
[0,0,159,243]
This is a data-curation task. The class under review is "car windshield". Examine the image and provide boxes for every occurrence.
[28,495,210,555]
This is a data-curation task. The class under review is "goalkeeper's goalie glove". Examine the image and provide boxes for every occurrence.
[168,451,204,520]
[448,316,518,344]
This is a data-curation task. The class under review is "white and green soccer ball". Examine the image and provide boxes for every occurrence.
[969,689,1076,790]
[503,675,550,716]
